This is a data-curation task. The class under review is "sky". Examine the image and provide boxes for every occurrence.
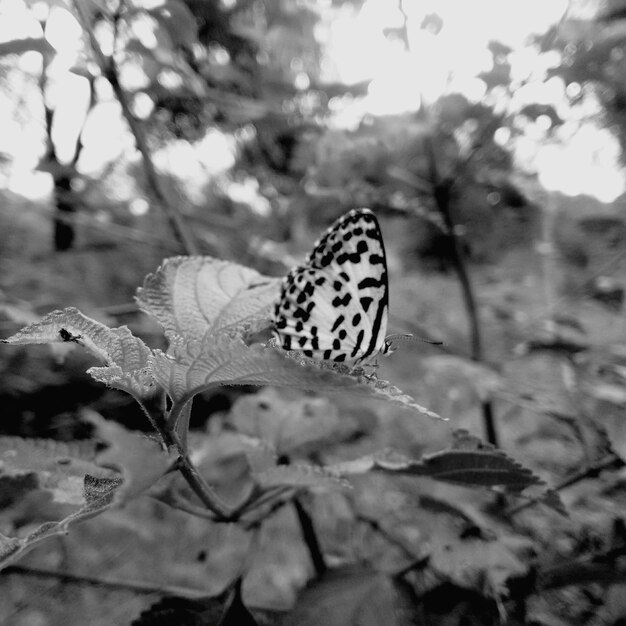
[0,0,624,203]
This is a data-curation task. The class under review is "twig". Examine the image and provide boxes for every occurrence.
[3,564,209,598]
[71,1,198,255]
[507,453,623,516]
[293,497,327,577]
[425,137,498,446]
[139,398,232,520]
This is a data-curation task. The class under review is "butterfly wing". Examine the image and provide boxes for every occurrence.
[273,208,389,364]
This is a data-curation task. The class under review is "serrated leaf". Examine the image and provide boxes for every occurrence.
[85,412,174,505]
[281,566,417,626]
[0,37,55,57]
[0,437,112,502]
[330,446,542,491]
[255,464,350,490]
[3,307,155,398]
[136,256,281,342]
[151,334,440,419]
[0,474,119,571]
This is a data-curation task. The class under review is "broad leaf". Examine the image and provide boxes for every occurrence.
[230,388,349,456]
[86,412,174,505]
[151,334,440,418]
[3,308,155,398]
[136,256,281,342]
[281,566,417,626]
[330,445,542,491]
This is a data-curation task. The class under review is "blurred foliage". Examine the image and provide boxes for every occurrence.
[1,0,626,624]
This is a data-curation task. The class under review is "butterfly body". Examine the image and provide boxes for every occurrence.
[273,208,392,365]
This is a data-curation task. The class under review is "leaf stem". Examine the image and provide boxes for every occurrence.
[292,496,327,577]
[139,398,232,519]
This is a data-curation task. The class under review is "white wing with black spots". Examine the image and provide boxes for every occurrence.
[272,208,389,365]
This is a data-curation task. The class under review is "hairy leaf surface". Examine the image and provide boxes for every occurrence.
[136,256,280,341]
[3,307,155,398]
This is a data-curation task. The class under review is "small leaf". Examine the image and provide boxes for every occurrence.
[281,566,417,626]
[0,436,112,502]
[85,411,174,505]
[3,308,155,398]
[0,474,119,571]
[136,256,281,342]
[330,446,542,491]
[0,37,55,57]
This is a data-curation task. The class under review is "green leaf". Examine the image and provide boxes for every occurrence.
[0,474,120,571]
[136,256,281,342]
[282,566,417,626]
[3,307,155,398]
[230,388,348,456]
[152,334,440,419]
[0,37,55,58]
[0,436,112,503]
[85,411,174,505]
[330,445,543,491]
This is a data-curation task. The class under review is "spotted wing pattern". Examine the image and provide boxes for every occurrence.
[273,208,389,364]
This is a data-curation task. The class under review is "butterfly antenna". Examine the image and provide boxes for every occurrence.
[385,333,443,347]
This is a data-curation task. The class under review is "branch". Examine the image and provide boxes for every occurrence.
[140,397,232,520]
[425,136,498,446]
[293,497,327,577]
[3,564,209,598]
[71,1,199,255]
[507,453,624,516]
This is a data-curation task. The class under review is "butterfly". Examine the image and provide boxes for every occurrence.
[273,208,396,366]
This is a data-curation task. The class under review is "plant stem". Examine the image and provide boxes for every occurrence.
[3,564,209,598]
[293,497,327,577]
[140,398,232,519]
[71,1,198,255]
[507,453,624,516]
[426,137,498,446]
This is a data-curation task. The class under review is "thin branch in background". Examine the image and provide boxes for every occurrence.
[71,0,199,255]
[507,453,624,516]
[424,136,499,446]
[292,496,327,577]
[2,564,209,598]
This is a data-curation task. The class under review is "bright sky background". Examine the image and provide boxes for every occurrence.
[0,0,624,204]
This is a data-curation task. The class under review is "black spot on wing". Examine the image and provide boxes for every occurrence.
[331,314,345,332]
[351,329,365,358]
[358,276,386,289]
[332,293,352,307]
[352,313,361,326]
[360,297,373,312]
